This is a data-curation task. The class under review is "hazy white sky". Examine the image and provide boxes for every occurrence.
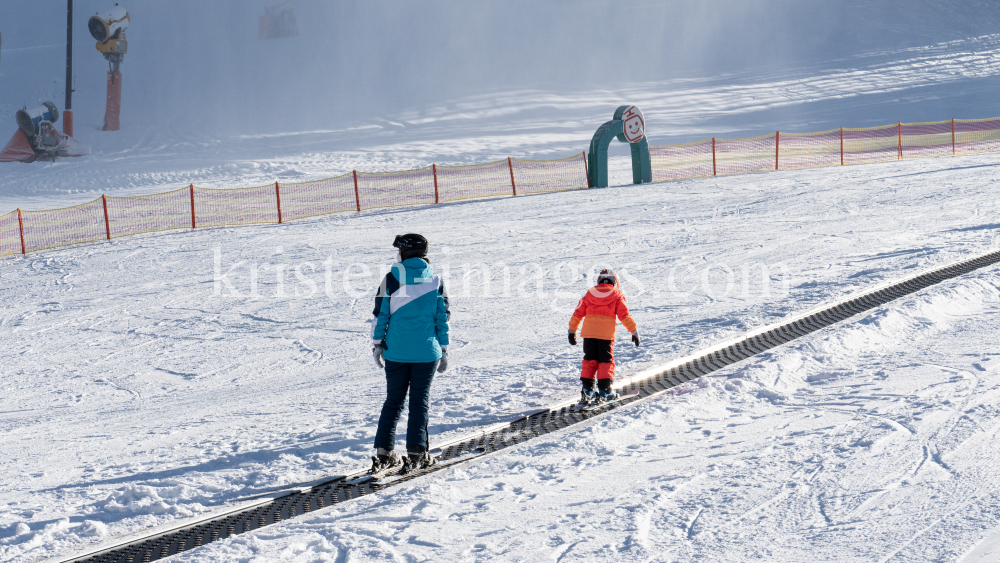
[3,0,1000,136]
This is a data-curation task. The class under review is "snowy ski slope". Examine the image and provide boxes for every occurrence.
[4,1,1000,561]
[4,150,1000,562]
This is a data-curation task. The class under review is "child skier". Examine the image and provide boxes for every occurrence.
[568,269,640,403]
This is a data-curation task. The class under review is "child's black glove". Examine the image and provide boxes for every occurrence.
[631,331,640,347]
[568,332,577,346]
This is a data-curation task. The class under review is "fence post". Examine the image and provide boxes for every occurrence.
[775,131,780,170]
[952,118,956,155]
[712,138,717,176]
[898,121,903,160]
[17,208,25,255]
[582,152,591,188]
[840,127,844,165]
[353,170,361,212]
[102,194,111,240]
[189,184,196,228]
[507,157,517,196]
[274,181,283,224]
[432,164,439,204]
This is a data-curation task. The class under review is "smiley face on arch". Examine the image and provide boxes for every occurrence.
[621,106,645,143]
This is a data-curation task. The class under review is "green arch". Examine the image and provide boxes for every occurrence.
[587,106,652,188]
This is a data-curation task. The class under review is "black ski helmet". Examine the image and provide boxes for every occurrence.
[596,268,618,286]
[393,233,428,260]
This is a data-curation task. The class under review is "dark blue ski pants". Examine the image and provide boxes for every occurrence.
[374,359,438,453]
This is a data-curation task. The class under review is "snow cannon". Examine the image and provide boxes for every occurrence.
[89,3,130,131]
[16,102,59,140]
[0,102,90,163]
[89,4,129,67]
[13,102,65,161]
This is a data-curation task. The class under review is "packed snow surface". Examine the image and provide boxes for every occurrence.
[5,1,1000,561]
[4,149,1000,562]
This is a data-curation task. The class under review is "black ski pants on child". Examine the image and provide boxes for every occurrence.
[581,338,615,391]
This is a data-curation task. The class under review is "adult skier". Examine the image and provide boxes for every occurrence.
[370,234,450,475]
[568,269,639,404]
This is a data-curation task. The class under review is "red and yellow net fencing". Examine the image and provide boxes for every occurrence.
[279,174,358,222]
[106,187,193,238]
[1,210,23,257]
[21,198,108,254]
[650,116,1000,182]
[512,154,590,195]
[0,153,589,258]
[5,114,1000,260]
[435,159,513,202]
[716,134,777,176]
[650,139,714,182]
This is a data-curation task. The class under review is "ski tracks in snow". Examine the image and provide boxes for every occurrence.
[7,151,1000,561]
[633,473,706,552]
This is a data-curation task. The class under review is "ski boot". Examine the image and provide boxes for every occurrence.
[402,451,437,474]
[368,448,402,475]
[580,387,597,405]
[598,388,619,402]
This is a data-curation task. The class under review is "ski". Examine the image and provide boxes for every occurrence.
[580,389,640,412]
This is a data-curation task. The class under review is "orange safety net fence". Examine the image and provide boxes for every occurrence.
[955,117,1000,155]
[2,153,589,258]
[716,133,777,176]
[6,115,1000,260]
[195,184,280,228]
[436,159,515,203]
[843,124,900,165]
[278,173,358,222]
[357,167,436,211]
[649,116,1000,183]
[107,187,191,238]
[776,129,841,170]
[0,211,21,258]
[21,198,107,254]
[901,121,952,160]
[649,139,714,182]
[512,153,589,195]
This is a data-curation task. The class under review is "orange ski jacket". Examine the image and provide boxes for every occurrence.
[569,284,637,340]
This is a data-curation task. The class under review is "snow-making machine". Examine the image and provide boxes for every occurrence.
[88,3,129,131]
[17,103,64,160]
[0,3,91,163]
[0,102,90,162]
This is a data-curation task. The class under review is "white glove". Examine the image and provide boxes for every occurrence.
[373,344,384,368]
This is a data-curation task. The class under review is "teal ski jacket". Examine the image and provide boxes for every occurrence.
[371,258,450,363]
